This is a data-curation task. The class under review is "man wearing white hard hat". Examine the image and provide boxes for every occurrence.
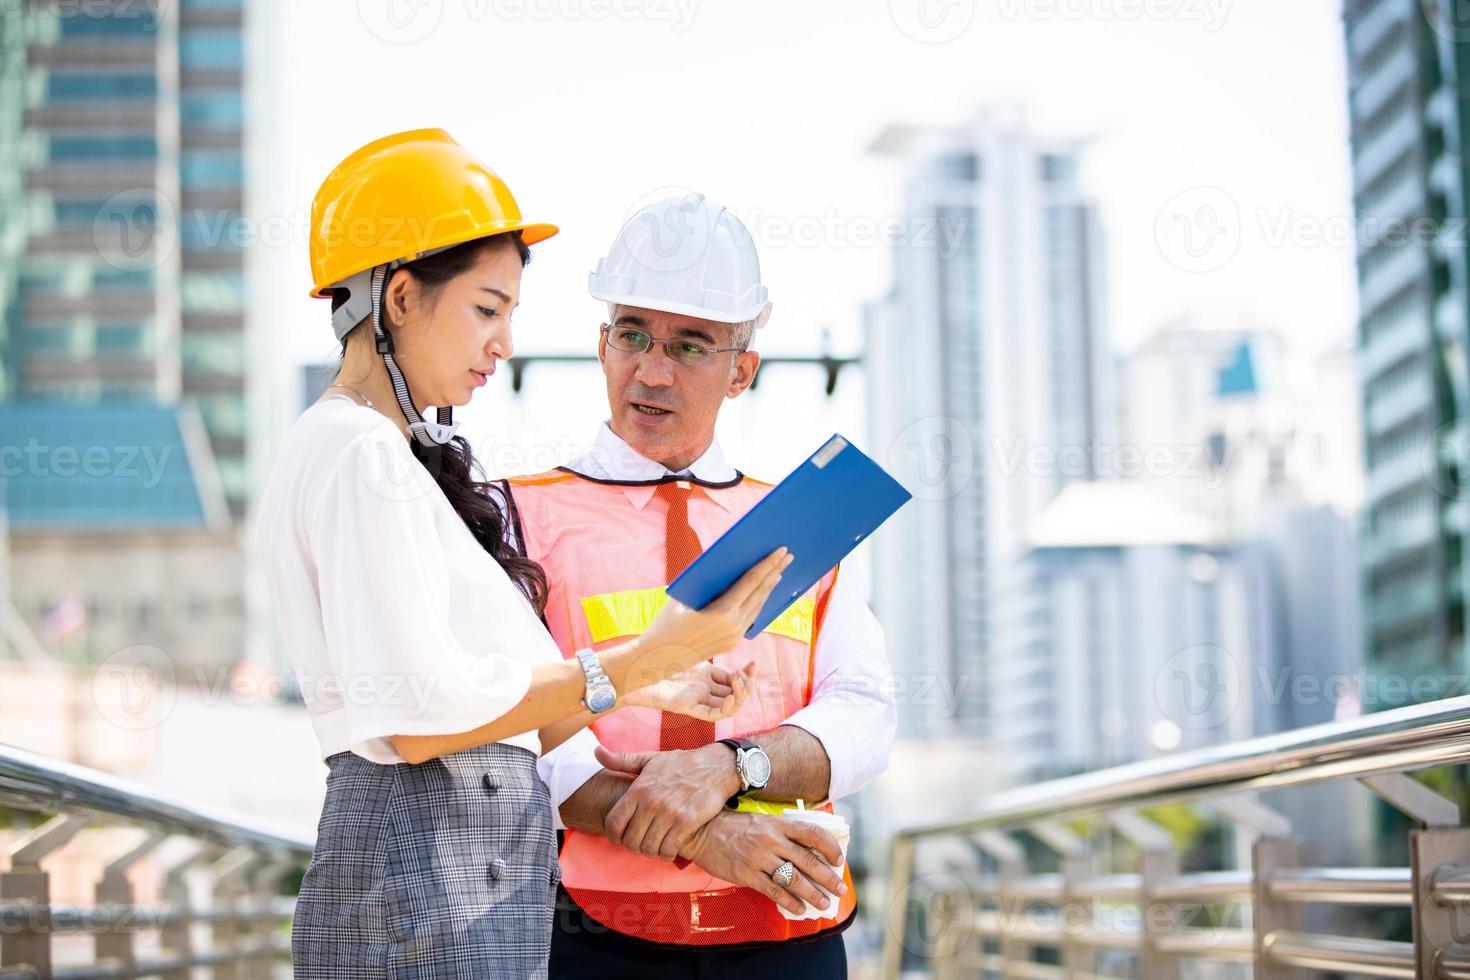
[508,193,896,977]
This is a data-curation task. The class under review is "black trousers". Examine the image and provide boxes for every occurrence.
[549,892,848,980]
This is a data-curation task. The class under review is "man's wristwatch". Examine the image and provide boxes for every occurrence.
[575,649,617,714]
[718,737,772,808]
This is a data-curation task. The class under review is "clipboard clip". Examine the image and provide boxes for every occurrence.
[812,436,848,469]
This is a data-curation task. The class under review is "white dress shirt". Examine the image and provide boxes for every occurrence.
[536,422,898,820]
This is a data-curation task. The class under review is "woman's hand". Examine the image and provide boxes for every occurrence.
[622,661,756,721]
[678,811,847,916]
[628,547,792,685]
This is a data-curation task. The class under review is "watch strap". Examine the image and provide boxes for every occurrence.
[575,648,615,712]
[719,737,760,808]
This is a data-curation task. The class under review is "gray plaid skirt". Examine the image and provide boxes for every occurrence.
[292,742,559,980]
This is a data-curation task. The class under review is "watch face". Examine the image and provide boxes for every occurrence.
[587,685,617,714]
[744,747,772,788]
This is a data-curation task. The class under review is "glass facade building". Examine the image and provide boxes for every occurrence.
[1343,0,1470,692]
[1,0,248,516]
[865,111,1112,757]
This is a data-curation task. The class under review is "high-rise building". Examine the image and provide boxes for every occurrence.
[1121,316,1364,526]
[1013,318,1369,858]
[0,0,252,671]
[1343,0,1470,690]
[1,0,248,516]
[1024,480,1272,774]
[864,107,1112,742]
[1026,318,1365,780]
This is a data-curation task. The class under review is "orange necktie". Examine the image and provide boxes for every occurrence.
[655,481,718,750]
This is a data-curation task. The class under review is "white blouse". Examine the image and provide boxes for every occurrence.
[255,396,564,764]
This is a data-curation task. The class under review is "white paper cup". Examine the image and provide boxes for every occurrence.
[777,807,850,921]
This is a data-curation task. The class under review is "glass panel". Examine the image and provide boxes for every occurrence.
[181,91,243,129]
[49,135,158,163]
[47,73,158,101]
[180,31,243,69]
[59,15,155,38]
[181,150,244,189]
[180,271,244,312]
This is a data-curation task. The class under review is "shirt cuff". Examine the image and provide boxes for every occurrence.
[537,727,604,831]
[782,701,857,802]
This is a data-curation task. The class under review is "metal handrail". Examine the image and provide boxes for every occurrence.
[0,741,313,978]
[882,695,1470,979]
[893,694,1470,841]
[0,742,313,857]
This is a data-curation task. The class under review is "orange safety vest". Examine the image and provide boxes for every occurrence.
[505,467,858,947]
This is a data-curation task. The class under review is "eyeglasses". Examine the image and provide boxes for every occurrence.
[601,324,745,366]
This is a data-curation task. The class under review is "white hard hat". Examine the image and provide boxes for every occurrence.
[589,191,772,329]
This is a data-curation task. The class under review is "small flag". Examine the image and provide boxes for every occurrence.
[42,594,86,644]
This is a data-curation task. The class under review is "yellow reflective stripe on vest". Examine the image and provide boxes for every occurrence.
[581,587,815,644]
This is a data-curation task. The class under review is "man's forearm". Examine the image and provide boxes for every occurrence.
[562,725,832,846]
[558,770,632,835]
[749,725,831,802]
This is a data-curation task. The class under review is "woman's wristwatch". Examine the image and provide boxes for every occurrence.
[575,649,617,714]
[718,737,772,808]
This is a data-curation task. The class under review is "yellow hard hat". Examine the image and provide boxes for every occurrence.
[308,128,558,300]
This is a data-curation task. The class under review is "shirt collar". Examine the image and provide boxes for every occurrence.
[565,421,741,512]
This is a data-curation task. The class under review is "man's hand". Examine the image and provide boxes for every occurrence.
[597,743,741,860]
[679,811,847,916]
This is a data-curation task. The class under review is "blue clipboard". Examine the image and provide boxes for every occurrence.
[666,434,913,638]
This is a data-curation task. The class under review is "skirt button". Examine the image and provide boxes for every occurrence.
[489,858,507,881]
[482,770,500,792]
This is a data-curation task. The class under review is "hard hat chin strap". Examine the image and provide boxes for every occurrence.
[367,264,459,448]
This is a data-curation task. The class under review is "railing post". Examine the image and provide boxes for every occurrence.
[209,847,260,980]
[1031,819,1093,976]
[975,829,1029,974]
[881,834,916,980]
[93,831,166,973]
[1,813,88,978]
[912,838,979,980]
[1217,794,1303,979]
[1110,809,1178,980]
[246,859,287,979]
[1415,828,1470,977]
[159,844,221,980]
[1359,772,1470,978]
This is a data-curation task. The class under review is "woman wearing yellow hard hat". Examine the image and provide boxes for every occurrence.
[255,129,791,978]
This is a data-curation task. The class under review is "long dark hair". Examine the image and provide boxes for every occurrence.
[333,231,549,614]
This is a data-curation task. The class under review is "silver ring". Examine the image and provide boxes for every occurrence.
[771,861,796,888]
